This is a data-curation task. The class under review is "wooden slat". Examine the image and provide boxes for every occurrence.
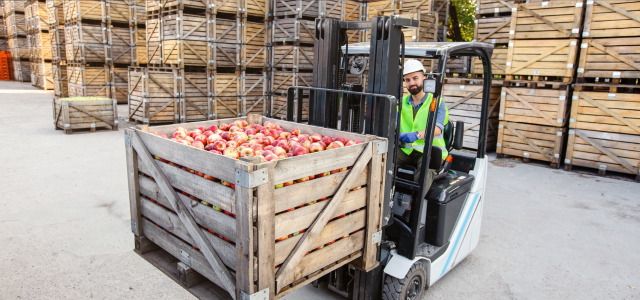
[574,129,638,174]
[256,161,276,299]
[234,161,255,298]
[503,122,554,161]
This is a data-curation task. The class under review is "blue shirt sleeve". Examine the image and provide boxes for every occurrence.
[435,98,446,132]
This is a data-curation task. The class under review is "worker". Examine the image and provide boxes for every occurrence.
[397,59,449,187]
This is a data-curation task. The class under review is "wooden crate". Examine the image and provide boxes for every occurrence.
[569,87,640,136]
[476,0,516,17]
[211,42,239,69]
[368,0,397,16]
[49,24,65,61]
[111,66,129,104]
[31,31,52,60]
[4,0,26,15]
[505,38,579,80]
[53,97,118,134]
[103,0,138,24]
[9,36,29,60]
[209,71,241,119]
[242,0,270,18]
[241,71,268,116]
[31,60,54,90]
[106,25,137,65]
[65,22,108,63]
[6,12,27,37]
[26,1,48,34]
[134,24,147,65]
[156,12,209,67]
[397,0,432,14]
[243,44,269,69]
[500,84,570,127]
[471,45,508,76]
[565,129,640,180]
[443,78,501,151]
[180,71,209,122]
[577,37,640,81]
[125,116,385,299]
[160,0,210,10]
[400,12,437,43]
[474,16,511,45]
[272,45,313,71]
[63,0,106,22]
[274,0,363,20]
[67,63,111,98]
[209,0,240,15]
[146,14,162,65]
[12,59,31,82]
[445,56,470,74]
[510,0,584,40]
[128,66,181,124]
[497,121,565,167]
[582,0,640,39]
[46,0,65,25]
[52,61,68,97]
[270,70,312,119]
[272,18,315,45]
[210,17,240,44]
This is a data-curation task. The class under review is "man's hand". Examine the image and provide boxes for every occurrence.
[399,132,419,143]
[434,126,442,136]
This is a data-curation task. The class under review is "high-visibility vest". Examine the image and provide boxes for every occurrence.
[400,93,449,160]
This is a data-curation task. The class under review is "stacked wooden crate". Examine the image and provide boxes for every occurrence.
[0,1,7,52]
[496,0,585,167]
[131,0,270,125]
[46,0,67,97]
[271,1,366,120]
[5,0,30,81]
[26,0,53,90]
[564,1,640,181]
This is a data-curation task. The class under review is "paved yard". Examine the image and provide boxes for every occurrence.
[0,81,638,299]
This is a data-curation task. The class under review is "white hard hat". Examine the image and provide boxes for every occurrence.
[403,59,426,76]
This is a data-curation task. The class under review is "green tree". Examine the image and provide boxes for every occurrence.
[448,0,476,42]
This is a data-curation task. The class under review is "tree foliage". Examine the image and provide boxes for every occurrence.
[448,0,476,42]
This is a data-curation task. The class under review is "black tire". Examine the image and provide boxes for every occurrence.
[382,262,427,300]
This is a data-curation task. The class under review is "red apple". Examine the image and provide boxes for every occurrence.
[240,148,254,158]
[235,132,248,142]
[310,133,323,142]
[318,141,327,149]
[191,141,205,150]
[207,134,222,144]
[195,171,205,177]
[226,140,238,149]
[172,131,187,139]
[264,121,277,130]
[300,140,311,149]
[321,136,334,145]
[197,126,206,132]
[218,123,230,131]
[220,132,234,141]
[280,132,292,139]
[254,150,264,157]
[203,130,214,138]
[208,125,218,132]
[335,136,346,144]
[326,141,344,150]
[223,148,239,159]
[283,181,294,186]
[293,146,309,156]
[250,144,264,152]
[245,128,257,135]
[229,126,244,133]
[267,129,279,139]
[316,171,330,178]
[262,150,274,157]
[296,177,309,183]
[273,146,287,156]
[264,153,279,161]
[176,139,191,146]
[194,134,207,144]
[291,128,301,136]
[309,142,324,153]
[212,140,226,151]
[159,134,168,139]
[355,140,363,144]
[345,139,357,146]
[204,174,216,181]
[176,127,187,134]
[209,150,222,155]
[183,136,195,144]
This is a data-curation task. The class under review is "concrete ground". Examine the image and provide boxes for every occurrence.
[0,81,638,300]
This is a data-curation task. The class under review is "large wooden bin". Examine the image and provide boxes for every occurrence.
[126,115,385,299]
[53,97,118,134]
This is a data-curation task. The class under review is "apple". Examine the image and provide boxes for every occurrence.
[191,141,205,150]
[234,132,248,142]
[310,133,323,142]
[226,140,238,149]
[151,132,159,136]
[254,132,265,139]
[204,174,216,181]
[264,121,277,130]
[223,148,239,159]
[277,141,291,152]
[283,181,294,187]
[309,142,324,153]
[203,130,214,138]
[330,169,339,174]
[260,137,272,146]
[207,134,222,144]
[318,141,327,149]
[183,136,194,144]
[232,135,246,145]
[321,136,334,145]
[218,123,230,131]
[240,148,254,157]
[176,127,187,134]
[264,153,279,161]
[316,171,330,178]
[335,136,346,144]
[293,146,309,156]
[220,131,234,141]
[273,146,287,156]
[254,150,264,157]
[194,134,207,144]
[245,128,257,135]
[266,136,276,145]
[267,129,279,139]
[286,152,293,158]
[280,132,292,139]
[194,171,205,177]
[355,140,363,144]
[208,125,218,132]
[229,126,244,133]
[291,128,301,136]
[326,141,344,150]
[296,177,309,183]
[250,144,264,152]
[212,140,226,151]
[275,183,284,189]
[340,167,348,172]
[176,139,191,146]
[159,134,168,139]
[172,131,187,139]
[275,235,289,242]
[240,120,248,127]
[300,140,311,149]
[197,126,206,132]
[209,150,222,155]
[344,139,357,146]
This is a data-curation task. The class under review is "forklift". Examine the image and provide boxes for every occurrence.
[285,15,493,300]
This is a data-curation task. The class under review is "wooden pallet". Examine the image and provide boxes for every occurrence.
[125,116,385,299]
[510,0,585,40]
[12,59,31,82]
[576,37,640,81]
[442,78,501,151]
[476,0,516,17]
[53,97,118,134]
[272,45,313,71]
[62,0,132,23]
[505,38,579,80]
[128,66,181,124]
[565,129,640,181]
[52,61,68,97]
[496,121,565,168]
[67,63,111,98]
[474,16,511,45]
[150,12,210,67]
[500,83,570,128]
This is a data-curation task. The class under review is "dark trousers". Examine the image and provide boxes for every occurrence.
[397,149,437,191]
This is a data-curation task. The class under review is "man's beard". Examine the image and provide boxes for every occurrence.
[408,84,422,95]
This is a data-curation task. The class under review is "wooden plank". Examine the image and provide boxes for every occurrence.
[274,143,373,293]
[256,161,276,299]
[126,129,143,236]
[579,93,640,135]
[273,169,368,213]
[138,176,237,241]
[234,161,255,299]
[503,122,554,161]
[574,130,638,174]
[361,152,383,271]
[504,87,557,126]
[130,130,237,299]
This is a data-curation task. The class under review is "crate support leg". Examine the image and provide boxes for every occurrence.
[135,235,159,254]
[178,262,205,288]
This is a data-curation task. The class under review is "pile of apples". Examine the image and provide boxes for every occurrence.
[151,120,362,162]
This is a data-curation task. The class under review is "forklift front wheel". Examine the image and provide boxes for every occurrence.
[382,261,427,300]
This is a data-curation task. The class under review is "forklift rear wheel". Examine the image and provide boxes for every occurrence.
[382,262,427,300]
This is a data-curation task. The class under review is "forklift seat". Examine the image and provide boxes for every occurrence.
[396,121,454,182]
